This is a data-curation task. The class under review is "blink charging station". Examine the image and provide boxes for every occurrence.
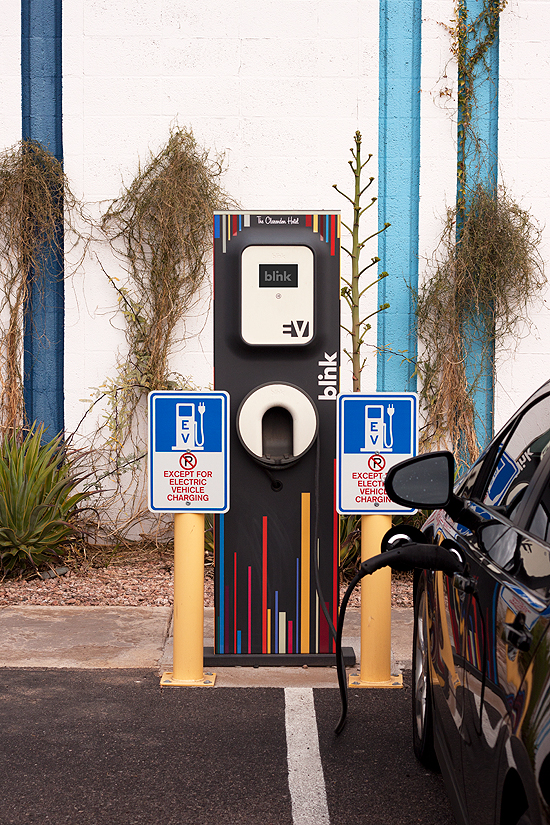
[213,212,343,663]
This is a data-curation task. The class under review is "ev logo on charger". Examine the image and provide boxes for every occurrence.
[282,320,310,338]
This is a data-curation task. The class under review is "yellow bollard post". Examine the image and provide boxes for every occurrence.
[348,513,403,688]
[160,512,216,687]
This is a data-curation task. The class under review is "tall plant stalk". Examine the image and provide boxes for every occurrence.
[334,131,390,392]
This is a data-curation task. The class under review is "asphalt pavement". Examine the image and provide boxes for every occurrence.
[0,606,455,824]
[0,669,454,825]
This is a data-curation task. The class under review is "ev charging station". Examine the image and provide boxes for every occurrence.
[213,212,348,664]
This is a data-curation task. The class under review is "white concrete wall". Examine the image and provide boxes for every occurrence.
[418,0,550,435]
[0,3,20,150]
[0,0,539,446]
[419,0,457,274]
[496,0,550,429]
[62,0,381,441]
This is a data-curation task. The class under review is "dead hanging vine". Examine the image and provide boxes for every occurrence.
[417,1,545,469]
[0,140,83,435]
[451,0,508,213]
[77,128,234,541]
[100,128,233,450]
[417,185,544,465]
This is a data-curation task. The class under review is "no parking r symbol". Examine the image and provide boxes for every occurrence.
[180,452,198,470]
[368,454,386,472]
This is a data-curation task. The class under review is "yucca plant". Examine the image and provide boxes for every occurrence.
[0,424,88,575]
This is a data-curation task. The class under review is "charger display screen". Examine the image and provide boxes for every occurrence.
[259,264,298,288]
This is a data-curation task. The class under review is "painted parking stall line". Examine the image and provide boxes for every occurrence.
[148,391,229,513]
[285,688,330,825]
[336,392,418,515]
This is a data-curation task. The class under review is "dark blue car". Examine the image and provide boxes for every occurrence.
[380,380,550,825]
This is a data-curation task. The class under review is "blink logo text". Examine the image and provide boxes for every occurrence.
[317,352,338,400]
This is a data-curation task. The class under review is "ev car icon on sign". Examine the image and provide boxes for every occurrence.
[173,402,206,451]
[360,403,395,453]
[336,392,418,515]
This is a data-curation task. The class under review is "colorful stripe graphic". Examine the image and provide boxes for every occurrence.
[215,491,338,655]
[279,612,286,654]
[215,213,339,255]
[301,493,311,653]
[234,552,237,653]
[262,516,268,653]
[248,565,252,654]
[296,558,300,653]
[275,591,279,653]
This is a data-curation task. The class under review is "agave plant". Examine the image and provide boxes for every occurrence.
[0,424,88,575]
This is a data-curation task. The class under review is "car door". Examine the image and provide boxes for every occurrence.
[427,536,469,809]
[426,499,504,818]
[426,502,513,825]
[424,451,524,818]
[457,398,550,824]
[458,520,548,824]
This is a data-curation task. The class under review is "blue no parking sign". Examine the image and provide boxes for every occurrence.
[336,392,418,514]
[148,391,229,513]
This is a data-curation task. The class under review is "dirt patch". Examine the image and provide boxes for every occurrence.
[0,542,411,609]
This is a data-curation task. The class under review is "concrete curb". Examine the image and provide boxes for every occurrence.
[0,605,413,687]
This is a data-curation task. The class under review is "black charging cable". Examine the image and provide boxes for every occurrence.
[335,568,362,734]
[261,465,284,491]
[263,430,338,643]
[334,543,463,735]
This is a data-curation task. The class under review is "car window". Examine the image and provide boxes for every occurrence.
[529,493,550,543]
[513,533,550,597]
[481,522,550,596]
[525,459,550,544]
[484,525,518,570]
[456,460,484,499]
[481,395,550,516]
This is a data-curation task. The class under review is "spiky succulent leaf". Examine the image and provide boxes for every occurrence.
[0,424,89,574]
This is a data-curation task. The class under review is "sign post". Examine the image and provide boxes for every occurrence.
[337,392,417,688]
[149,391,229,687]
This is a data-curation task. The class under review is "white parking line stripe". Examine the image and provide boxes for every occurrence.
[285,687,330,825]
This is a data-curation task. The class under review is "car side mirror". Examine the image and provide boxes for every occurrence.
[384,451,455,509]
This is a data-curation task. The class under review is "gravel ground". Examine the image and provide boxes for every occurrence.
[0,550,413,609]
